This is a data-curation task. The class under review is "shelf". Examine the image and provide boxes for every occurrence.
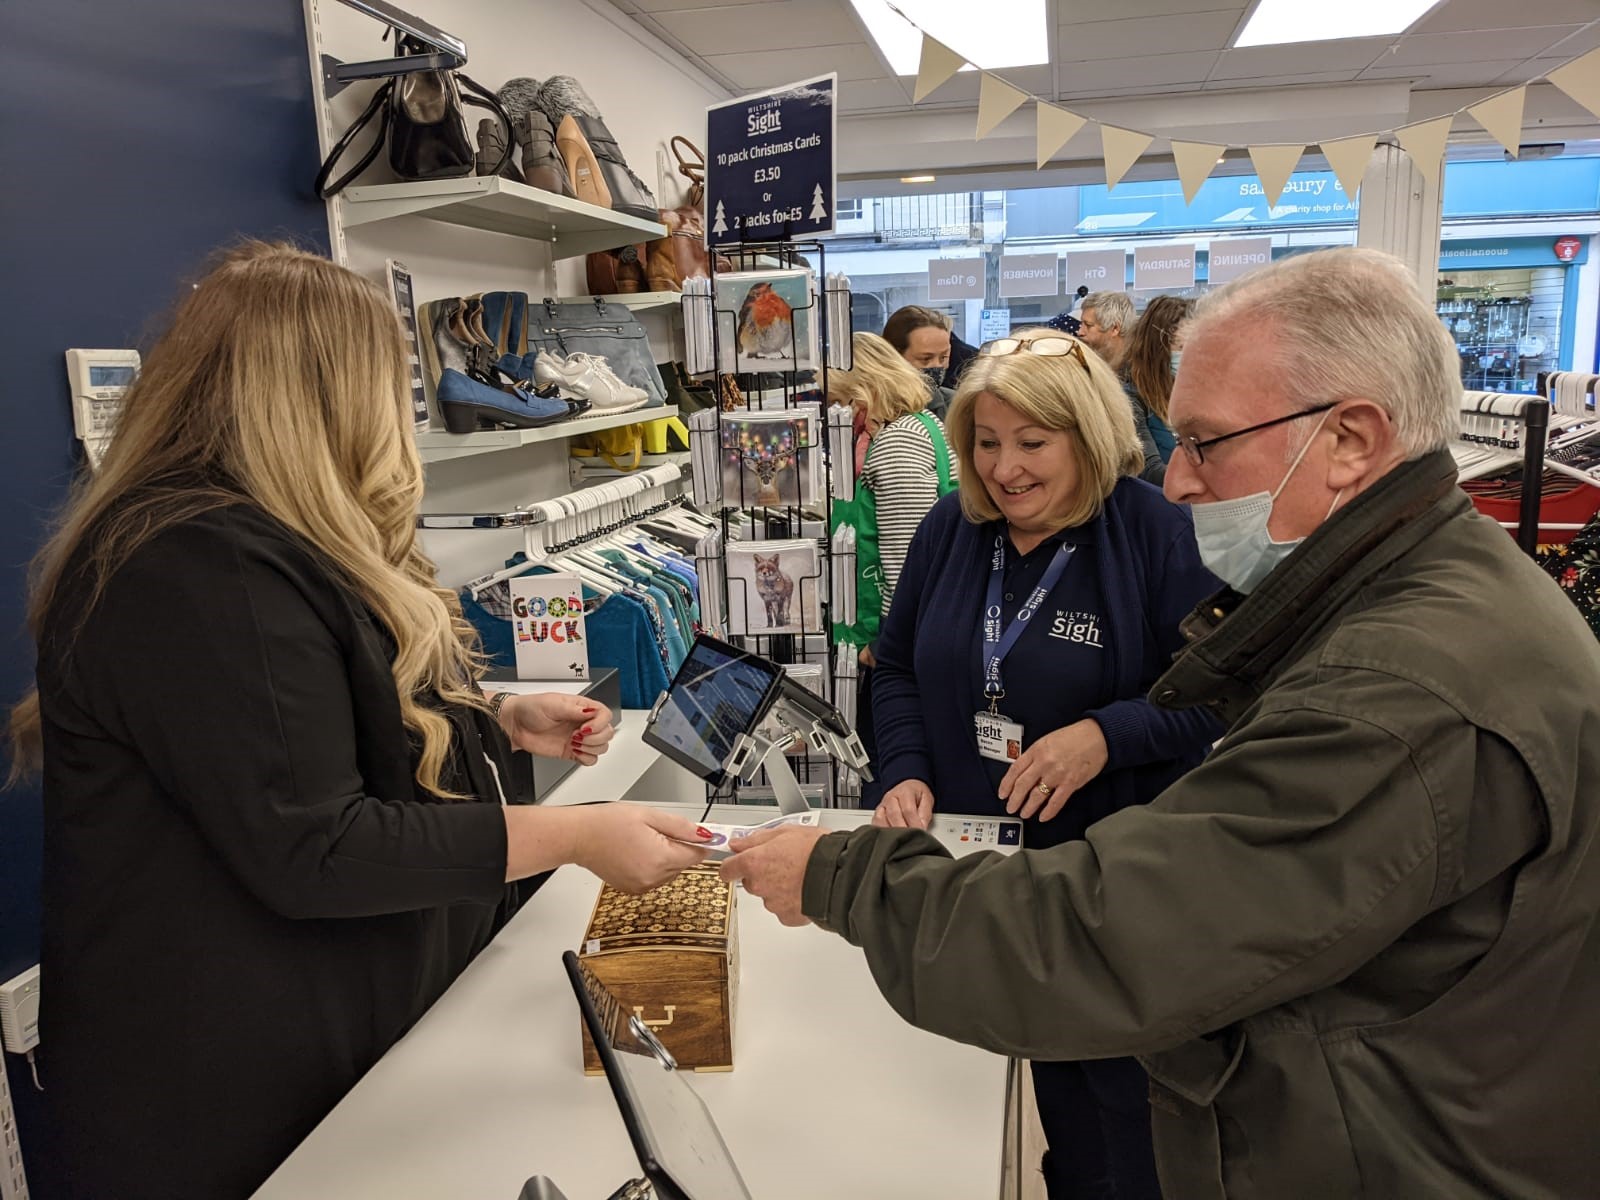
[340,177,665,259]
[416,405,678,465]
[591,291,684,312]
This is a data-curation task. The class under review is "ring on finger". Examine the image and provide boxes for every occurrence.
[1035,783,1054,797]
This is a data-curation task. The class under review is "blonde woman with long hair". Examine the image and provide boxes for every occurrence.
[829,332,956,803]
[7,243,709,1199]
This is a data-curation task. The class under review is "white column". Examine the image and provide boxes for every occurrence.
[1355,144,1443,295]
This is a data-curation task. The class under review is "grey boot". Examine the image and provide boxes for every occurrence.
[475,117,516,179]
[515,111,575,197]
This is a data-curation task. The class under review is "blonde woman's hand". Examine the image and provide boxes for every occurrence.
[998,719,1109,822]
[502,693,615,765]
[873,779,935,829]
[571,804,713,893]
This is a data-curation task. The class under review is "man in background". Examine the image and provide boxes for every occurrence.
[1079,290,1134,371]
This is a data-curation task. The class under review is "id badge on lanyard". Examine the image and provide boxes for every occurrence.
[974,535,1074,764]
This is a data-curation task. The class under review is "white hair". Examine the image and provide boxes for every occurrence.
[1188,248,1460,458]
[1082,291,1134,335]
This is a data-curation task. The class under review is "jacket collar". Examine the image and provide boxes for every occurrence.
[1154,449,1464,721]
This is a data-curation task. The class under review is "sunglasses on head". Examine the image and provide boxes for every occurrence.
[979,335,1091,376]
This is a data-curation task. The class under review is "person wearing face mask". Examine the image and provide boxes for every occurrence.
[1120,295,1191,485]
[854,327,1223,1198]
[719,247,1600,1200]
[882,304,957,418]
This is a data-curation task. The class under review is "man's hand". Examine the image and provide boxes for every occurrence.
[719,825,831,926]
[998,719,1108,821]
[502,693,615,765]
[873,779,935,829]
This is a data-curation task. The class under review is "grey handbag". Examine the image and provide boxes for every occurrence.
[526,297,667,408]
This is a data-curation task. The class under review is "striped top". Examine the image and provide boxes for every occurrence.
[862,412,955,618]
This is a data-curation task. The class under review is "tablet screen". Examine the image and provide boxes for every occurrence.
[644,636,783,783]
[566,952,753,1200]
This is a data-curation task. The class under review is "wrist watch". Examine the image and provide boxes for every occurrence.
[488,691,511,721]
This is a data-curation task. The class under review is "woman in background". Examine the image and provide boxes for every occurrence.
[7,243,708,1199]
[882,304,956,418]
[830,332,956,803]
[1121,295,1192,484]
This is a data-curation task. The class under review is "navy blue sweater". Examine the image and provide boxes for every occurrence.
[872,480,1223,847]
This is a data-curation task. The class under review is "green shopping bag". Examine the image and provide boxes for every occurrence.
[831,410,956,647]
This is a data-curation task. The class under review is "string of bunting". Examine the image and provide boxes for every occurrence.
[905,18,1600,207]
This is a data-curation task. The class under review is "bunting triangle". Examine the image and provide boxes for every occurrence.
[1036,104,1088,169]
[1171,141,1226,204]
[1547,47,1600,121]
[976,73,1028,140]
[1467,87,1527,157]
[913,35,966,103]
[1318,134,1378,202]
[1395,115,1454,184]
[1102,125,1154,192]
[1248,144,1304,209]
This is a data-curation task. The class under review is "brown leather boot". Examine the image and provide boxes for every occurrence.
[557,114,611,210]
[514,111,574,196]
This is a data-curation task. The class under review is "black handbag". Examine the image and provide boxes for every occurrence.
[315,30,511,199]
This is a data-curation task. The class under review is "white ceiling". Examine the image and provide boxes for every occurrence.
[606,0,1600,112]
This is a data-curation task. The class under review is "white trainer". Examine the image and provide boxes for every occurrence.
[533,350,651,412]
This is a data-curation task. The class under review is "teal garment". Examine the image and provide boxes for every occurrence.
[600,549,695,645]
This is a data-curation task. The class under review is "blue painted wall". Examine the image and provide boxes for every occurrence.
[0,2,328,1190]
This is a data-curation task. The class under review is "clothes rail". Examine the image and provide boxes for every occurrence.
[417,464,684,529]
[1458,392,1548,555]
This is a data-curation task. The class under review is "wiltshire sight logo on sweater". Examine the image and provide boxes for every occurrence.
[511,574,590,680]
[1049,609,1104,648]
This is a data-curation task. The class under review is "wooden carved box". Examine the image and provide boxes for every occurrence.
[578,864,739,1074]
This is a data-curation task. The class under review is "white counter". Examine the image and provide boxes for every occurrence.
[253,775,1021,1199]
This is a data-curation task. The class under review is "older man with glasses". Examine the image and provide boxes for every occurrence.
[722,247,1600,1200]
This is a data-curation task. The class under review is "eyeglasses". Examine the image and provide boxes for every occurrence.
[1177,401,1339,467]
[979,335,1091,376]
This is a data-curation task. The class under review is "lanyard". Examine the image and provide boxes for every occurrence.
[982,534,1074,706]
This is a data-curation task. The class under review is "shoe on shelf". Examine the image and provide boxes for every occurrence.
[514,111,574,197]
[533,350,651,413]
[436,368,577,434]
[555,114,612,210]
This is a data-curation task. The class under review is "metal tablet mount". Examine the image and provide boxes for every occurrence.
[721,687,872,812]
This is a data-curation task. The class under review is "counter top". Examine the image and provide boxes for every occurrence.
[254,804,1013,1199]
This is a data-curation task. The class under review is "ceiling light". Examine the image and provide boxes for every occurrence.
[901,174,937,183]
[848,0,1049,76]
[1232,0,1437,48]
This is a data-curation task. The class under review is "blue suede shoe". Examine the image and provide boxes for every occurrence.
[495,350,540,385]
[437,368,574,433]
[478,291,529,357]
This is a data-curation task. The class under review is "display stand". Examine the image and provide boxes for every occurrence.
[682,241,859,808]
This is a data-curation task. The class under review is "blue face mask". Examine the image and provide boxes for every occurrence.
[1191,410,1340,594]
[1170,351,1182,376]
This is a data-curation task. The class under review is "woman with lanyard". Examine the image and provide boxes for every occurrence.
[869,326,1221,1200]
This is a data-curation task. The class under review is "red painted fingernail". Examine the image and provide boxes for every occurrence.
[580,727,594,736]
[581,706,597,716]
[696,826,714,840]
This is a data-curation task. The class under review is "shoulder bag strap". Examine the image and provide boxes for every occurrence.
[910,410,955,495]
[315,80,395,199]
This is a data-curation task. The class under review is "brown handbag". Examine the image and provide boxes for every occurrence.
[586,136,724,296]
